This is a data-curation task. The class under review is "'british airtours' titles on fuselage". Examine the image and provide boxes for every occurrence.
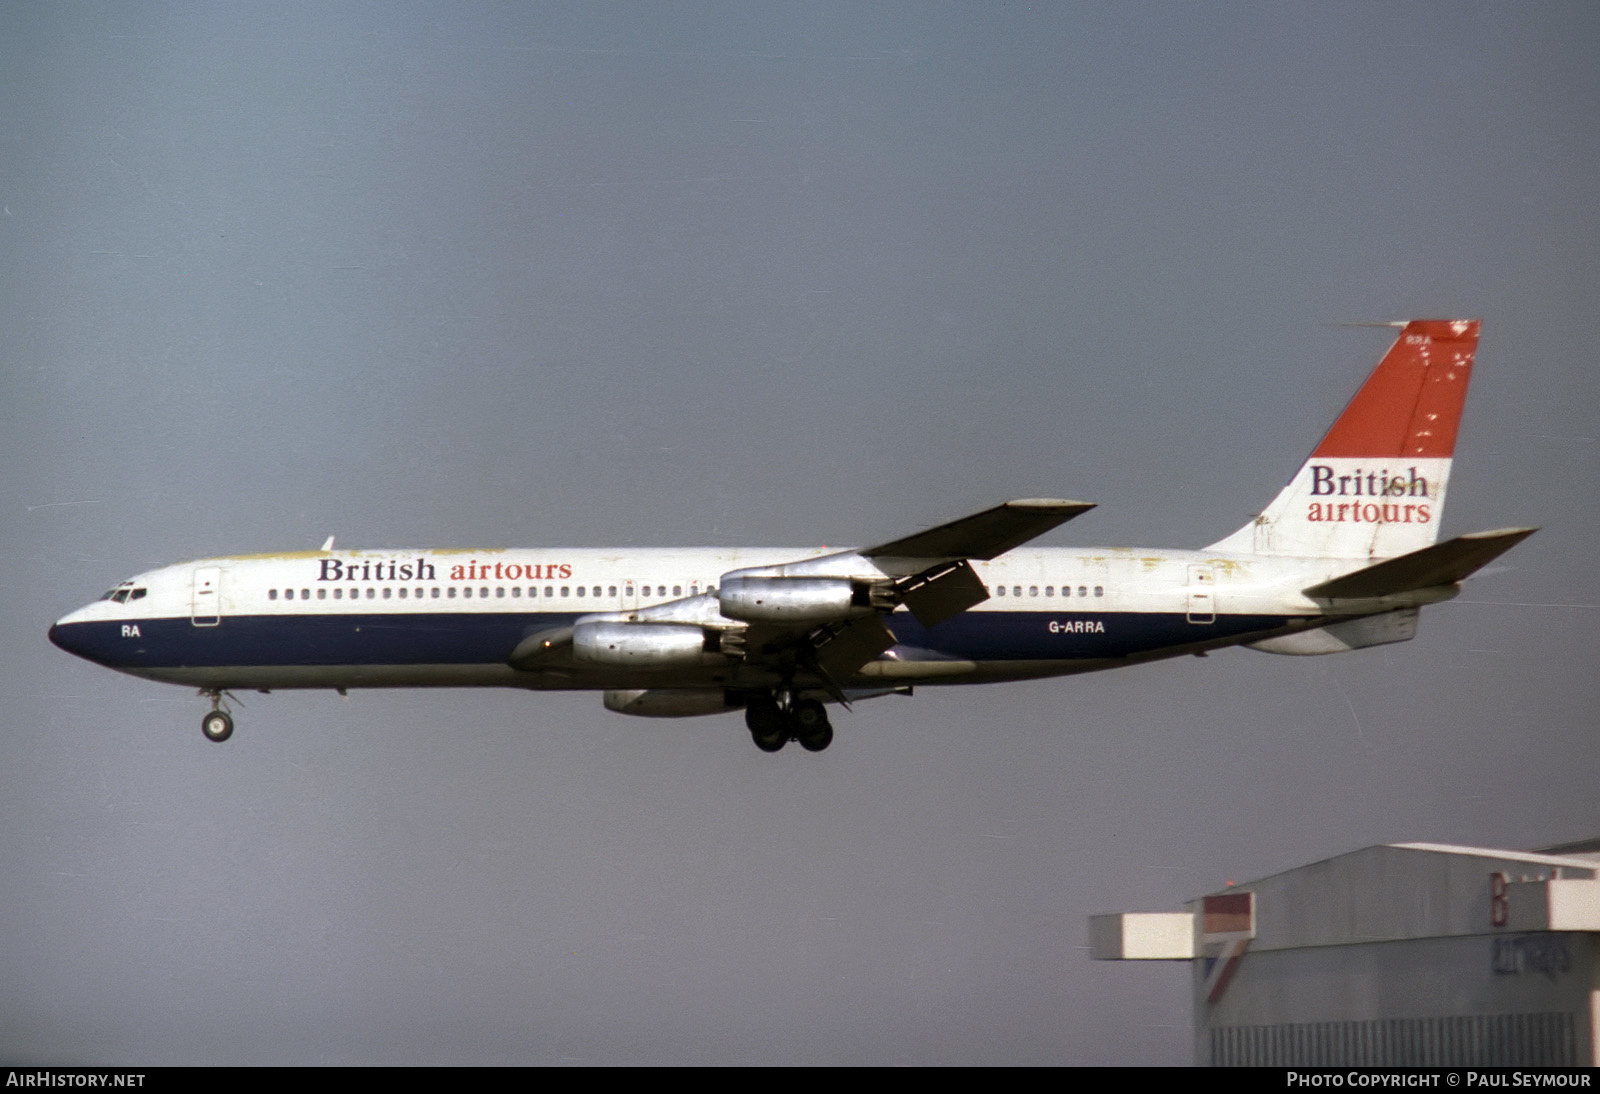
[317,558,575,584]
[1306,465,1434,525]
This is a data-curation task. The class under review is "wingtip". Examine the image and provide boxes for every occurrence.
[1461,526,1539,541]
[1005,498,1097,511]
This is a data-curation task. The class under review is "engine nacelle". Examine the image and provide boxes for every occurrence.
[604,688,739,718]
[572,621,724,667]
[718,575,884,624]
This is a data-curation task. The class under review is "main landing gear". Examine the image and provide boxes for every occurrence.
[199,690,235,743]
[744,691,834,753]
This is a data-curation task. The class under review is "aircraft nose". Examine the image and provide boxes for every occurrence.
[49,619,81,655]
[48,615,103,663]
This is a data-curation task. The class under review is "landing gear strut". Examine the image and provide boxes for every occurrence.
[744,691,833,753]
[199,690,235,743]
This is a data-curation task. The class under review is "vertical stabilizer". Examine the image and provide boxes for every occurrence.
[1207,320,1479,559]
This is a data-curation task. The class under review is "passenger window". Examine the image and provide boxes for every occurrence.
[545,586,554,597]
[318,588,327,600]
[1012,586,1021,598]
[463,587,472,599]
[382,587,391,599]
[625,586,634,597]
[673,586,682,597]
[269,589,278,601]
[576,587,585,597]
[397,588,406,599]
[448,587,457,599]
[496,587,505,598]
[1045,586,1054,597]
[608,586,617,597]
[416,588,423,598]
[366,588,375,599]
[511,587,520,598]
[480,587,488,598]
[1029,586,1038,597]
[431,587,440,598]
[1094,586,1104,597]
[561,587,570,598]
[335,588,343,599]
[690,584,698,596]
[996,586,1005,596]
[658,586,666,597]
[1078,586,1087,598]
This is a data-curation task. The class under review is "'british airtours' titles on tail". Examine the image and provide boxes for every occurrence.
[1306,464,1434,525]
[316,558,575,583]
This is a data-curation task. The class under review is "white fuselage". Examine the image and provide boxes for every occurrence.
[49,544,1441,694]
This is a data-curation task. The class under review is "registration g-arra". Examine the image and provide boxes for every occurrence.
[50,320,1535,752]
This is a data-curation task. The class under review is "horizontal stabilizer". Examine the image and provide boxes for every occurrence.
[866,498,1094,561]
[1303,527,1537,600]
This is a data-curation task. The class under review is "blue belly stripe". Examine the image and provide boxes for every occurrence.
[51,609,1292,670]
[885,609,1281,660]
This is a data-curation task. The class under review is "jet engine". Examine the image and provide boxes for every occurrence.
[604,688,740,717]
[717,576,892,624]
[571,620,726,667]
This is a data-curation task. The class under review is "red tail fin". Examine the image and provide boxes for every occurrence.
[1314,319,1478,459]
[1208,320,1480,559]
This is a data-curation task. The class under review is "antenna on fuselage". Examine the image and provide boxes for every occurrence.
[320,536,335,551]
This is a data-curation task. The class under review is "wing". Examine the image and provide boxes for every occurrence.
[864,498,1094,630]
[719,497,1097,696]
[865,498,1096,560]
[509,498,1097,698]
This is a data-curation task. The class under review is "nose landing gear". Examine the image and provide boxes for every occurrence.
[199,690,236,743]
[744,691,833,753]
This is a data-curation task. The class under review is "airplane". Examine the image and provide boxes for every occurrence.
[49,319,1535,752]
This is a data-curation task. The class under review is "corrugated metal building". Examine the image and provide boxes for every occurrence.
[1091,839,1600,1066]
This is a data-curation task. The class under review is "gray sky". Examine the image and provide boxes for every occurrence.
[4,1,1597,1065]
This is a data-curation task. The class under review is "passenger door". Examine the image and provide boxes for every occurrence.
[191,567,221,627]
[1186,565,1215,624]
